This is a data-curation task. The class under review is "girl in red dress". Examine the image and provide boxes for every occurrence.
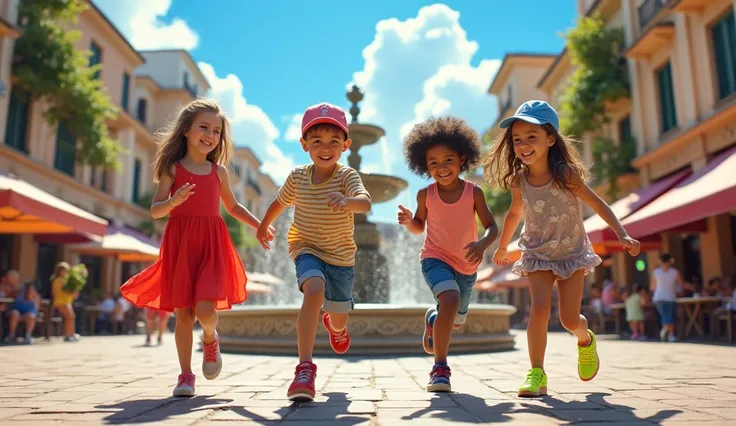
[121,99,274,397]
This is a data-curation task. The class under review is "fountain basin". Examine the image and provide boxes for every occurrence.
[217,303,516,355]
[360,173,409,204]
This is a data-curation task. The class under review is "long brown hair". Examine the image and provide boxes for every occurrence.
[152,98,233,182]
[482,123,587,191]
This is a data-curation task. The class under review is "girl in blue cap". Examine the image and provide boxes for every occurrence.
[482,100,640,397]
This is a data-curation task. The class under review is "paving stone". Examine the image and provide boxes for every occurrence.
[0,332,734,424]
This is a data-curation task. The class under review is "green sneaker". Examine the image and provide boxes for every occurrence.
[518,367,547,397]
[578,329,599,381]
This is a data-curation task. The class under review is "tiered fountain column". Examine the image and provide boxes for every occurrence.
[345,86,408,303]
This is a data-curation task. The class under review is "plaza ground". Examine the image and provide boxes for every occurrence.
[0,331,734,425]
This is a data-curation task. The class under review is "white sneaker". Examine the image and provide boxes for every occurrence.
[201,332,222,380]
[24,333,32,344]
[667,334,678,342]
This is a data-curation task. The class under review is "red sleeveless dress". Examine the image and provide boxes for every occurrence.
[121,162,247,312]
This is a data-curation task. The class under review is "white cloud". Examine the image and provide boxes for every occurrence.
[198,63,295,181]
[284,114,303,143]
[346,4,500,217]
[400,59,501,139]
[94,0,198,50]
[96,0,292,182]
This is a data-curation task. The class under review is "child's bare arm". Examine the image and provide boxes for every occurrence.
[496,180,522,251]
[568,171,640,256]
[217,165,261,230]
[256,199,287,250]
[150,165,189,219]
[473,185,499,248]
[345,194,371,213]
[398,188,428,235]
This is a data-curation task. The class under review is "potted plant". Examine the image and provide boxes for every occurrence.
[62,263,89,294]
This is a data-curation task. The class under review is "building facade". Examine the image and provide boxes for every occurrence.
[0,0,278,297]
[491,0,736,290]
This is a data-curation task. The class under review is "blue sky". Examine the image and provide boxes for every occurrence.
[96,0,577,222]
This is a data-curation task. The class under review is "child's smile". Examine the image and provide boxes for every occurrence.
[186,111,222,156]
[301,126,351,171]
[426,144,464,186]
[511,120,554,167]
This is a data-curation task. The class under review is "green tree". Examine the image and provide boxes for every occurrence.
[220,206,258,250]
[14,0,121,168]
[558,15,634,198]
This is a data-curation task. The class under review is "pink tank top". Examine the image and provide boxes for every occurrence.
[420,180,478,275]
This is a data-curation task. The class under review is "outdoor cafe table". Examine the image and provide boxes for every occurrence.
[676,296,726,339]
[609,297,727,339]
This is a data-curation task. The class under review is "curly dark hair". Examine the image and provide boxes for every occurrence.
[403,116,482,177]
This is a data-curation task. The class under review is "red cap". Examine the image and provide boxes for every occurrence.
[301,102,349,137]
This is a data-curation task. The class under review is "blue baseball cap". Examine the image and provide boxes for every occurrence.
[499,100,560,130]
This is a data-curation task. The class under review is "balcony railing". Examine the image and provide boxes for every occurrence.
[637,0,669,31]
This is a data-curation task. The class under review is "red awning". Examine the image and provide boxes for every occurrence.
[0,174,108,236]
[619,145,736,238]
[585,169,689,244]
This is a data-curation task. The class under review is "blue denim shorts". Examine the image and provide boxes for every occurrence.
[421,258,477,325]
[655,301,677,325]
[295,253,354,313]
[12,300,37,317]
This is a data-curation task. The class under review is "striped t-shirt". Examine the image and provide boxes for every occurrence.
[277,164,370,266]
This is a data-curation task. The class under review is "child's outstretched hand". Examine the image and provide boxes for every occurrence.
[326,192,347,212]
[463,241,486,266]
[171,182,196,206]
[619,235,641,257]
[256,223,276,250]
[493,247,508,265]
[397,205,413,226]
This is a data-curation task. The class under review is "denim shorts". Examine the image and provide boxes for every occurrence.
[295,253,355,313]
[12,300,37,317]
[655,301,677,325]
[421,258,477,325]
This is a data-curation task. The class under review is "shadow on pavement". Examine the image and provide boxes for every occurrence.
[518,392,684,424]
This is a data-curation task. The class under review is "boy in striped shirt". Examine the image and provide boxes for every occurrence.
[257,102,371,402]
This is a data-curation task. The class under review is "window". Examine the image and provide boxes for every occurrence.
[656,62,678,133]
[136,98,147,124]
[712,11,736,100]
[90,167,97,186]
[54,122,75,176]
[4,87,30,152]
[618,116,637,171]
[121,72,130,111]
[132,158,142,203]
[89,41,102,80]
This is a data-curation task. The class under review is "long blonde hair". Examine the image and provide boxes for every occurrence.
[50,261,70,282]
[152,98,233,182]
[482,123,588,191]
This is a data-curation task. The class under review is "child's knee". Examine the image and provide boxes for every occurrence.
[176,309,196,327]
[530,303,551,319]
[194,302,216,321]
[559,312,583,331]
[437,290,460,308]
[302,277,325,299]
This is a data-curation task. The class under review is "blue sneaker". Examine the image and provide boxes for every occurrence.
[427,363,451,392]
[422,307,436,355]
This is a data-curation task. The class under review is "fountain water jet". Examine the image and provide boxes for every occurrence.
[218,86,516,354]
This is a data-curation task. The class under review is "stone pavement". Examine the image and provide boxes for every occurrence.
[0,332,734,425]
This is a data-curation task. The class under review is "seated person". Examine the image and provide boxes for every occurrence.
[3,282,40,344]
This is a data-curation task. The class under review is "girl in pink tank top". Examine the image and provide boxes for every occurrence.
[398,117,499,393]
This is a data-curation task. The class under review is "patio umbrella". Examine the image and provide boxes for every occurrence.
[0,174,108,236]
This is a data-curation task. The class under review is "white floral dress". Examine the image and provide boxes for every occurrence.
[512,172,601,280]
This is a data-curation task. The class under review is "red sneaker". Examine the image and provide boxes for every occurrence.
[287,362,317,401]
[322,312,350,354]
[173,373,195,397]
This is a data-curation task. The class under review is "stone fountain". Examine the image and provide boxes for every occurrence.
[217,86,516,355]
